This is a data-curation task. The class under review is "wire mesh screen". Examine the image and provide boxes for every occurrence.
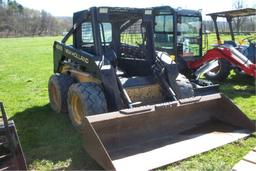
[121,19,145,46]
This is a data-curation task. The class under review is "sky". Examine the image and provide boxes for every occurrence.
[16,0,256,19]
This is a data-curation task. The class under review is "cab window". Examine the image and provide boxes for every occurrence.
[81,22,94,44]
[100,23,112,44]
[177,16,201,57]
[154,15,174,51]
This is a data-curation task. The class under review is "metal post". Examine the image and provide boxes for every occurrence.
[211,15,221,45]
[227,16,235,42]
[91,7,103,57]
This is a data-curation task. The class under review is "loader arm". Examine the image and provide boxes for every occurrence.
[187,46,256,78]
[143,17,179,101]
[151,55,178,101]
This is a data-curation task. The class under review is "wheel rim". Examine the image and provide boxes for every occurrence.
[71,94,83,126]
[50,83,60,109]
[207,61,221,76]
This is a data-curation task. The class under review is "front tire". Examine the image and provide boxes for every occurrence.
[67,83,108,130]
[205,59,231,82]
[172,74,194,99]
[48,74,74,113]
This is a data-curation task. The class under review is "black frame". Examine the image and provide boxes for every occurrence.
[54,7,156,75]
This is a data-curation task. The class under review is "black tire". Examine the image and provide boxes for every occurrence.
[67,82,108,130]
[205,59,231,82]
[48,74,74,113]
[172,74,194,99]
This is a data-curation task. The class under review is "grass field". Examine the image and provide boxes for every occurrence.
[0,36,255,170]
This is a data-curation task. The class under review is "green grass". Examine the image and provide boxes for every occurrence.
[0,37,101,170]
[0,36,255,170]
[203,33,255,51]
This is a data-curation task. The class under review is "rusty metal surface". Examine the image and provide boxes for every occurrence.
[125,83,164,105]
[81,93,255,170]
[232,147,256,171]
[0,102,27,170]
[0,122,27,170]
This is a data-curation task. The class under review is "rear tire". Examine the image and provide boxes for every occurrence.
[173,74,194,99]
[205,59,231,82]
[67,83,108,130]
[48,74,74,113]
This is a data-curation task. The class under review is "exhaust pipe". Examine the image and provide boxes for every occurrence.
[80,93,255,170]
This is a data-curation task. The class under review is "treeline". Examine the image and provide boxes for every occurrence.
[0,1,72,37]
[0,0,255,37]
[204,16,256,33]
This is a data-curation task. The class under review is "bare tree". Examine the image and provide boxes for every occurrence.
[232,0,247,33]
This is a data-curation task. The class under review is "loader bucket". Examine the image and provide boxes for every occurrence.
[81,93,255,171]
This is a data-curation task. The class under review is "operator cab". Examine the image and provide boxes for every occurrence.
[153,6,176,55]
[176,9,203,74]
[176,9,202,61]
[153,7,203,74]
[68,7,156,77]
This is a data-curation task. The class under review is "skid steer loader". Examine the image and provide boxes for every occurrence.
[48,7,255,170]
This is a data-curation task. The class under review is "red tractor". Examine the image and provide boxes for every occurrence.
[152,7,256,82]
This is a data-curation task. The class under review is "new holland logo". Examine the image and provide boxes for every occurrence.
[65,48,90,64]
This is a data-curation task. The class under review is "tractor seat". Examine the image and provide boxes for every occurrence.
[119,76,157,88]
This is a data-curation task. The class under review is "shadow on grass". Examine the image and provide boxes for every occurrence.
[219,73,256,100]
[9,104,102,170]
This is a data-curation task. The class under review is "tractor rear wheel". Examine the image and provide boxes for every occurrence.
[173,74,194,99]
[67,83,108,130]
[205,59,231,82]
[48,74,74,113]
